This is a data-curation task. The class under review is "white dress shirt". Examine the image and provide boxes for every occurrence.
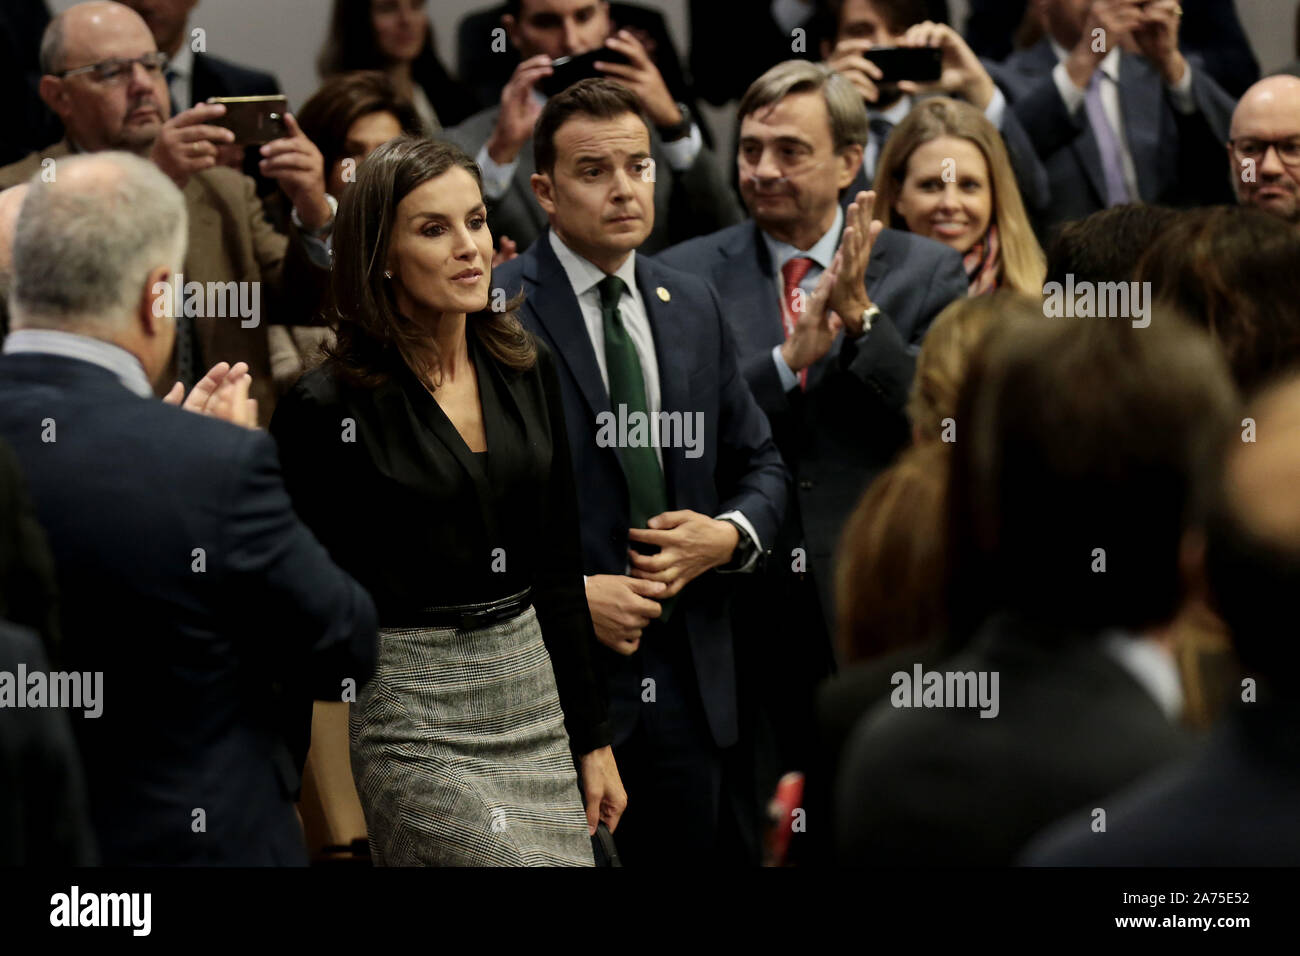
[1049,40,1197,203]
[1102,630,1184,721]
[4,329,154,398]
[548,229,762,570]
[762,204,844,392]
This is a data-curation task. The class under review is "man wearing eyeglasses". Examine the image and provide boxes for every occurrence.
[1227,75,1300,228]
[0,0,331,425]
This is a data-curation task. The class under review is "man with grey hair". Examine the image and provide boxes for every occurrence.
[0,151,376,865]
[658,59,966,834]
[0,0,333,424]
[1226,75,1300,229]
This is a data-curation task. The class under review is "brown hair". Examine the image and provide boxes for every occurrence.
[325,136,534,387]
[908,292,1031,441]
[533,78,648,175]
[823,0,928,36]
[1135,205,1300,396]
[1046,203,1180,286]
[945,305,1239,643]
[874,97,1046,295]
[835,440,949,663]
[296,71,423,183]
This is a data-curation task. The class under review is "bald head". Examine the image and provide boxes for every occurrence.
[1228,76,1300,226]
[39,2,169,155]
[0,186,30,278]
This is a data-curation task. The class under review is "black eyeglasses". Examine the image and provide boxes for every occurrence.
[56,52,169,85]
[1228,137,1300,166]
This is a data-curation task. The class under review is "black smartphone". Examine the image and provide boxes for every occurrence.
[207,94,289,145]
[860,46,943,83]
[538,47,631,98]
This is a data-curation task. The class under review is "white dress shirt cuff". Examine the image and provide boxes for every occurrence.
[984,85,1007,130]
[476,143,516,201]
[715,510,762,573]
[659,124,703,172]
[1052,60,1088,115]
[771,343,800,392]
[1166,61,1196,114]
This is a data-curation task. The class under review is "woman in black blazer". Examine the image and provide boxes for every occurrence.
[270,137,624,865]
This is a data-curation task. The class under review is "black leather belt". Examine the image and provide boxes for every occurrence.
[404,587,532,631]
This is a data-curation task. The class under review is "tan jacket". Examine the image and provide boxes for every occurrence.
[0,142,328,424]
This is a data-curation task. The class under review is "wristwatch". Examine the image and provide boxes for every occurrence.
[717,516,758,570]
[855,303,882,337]
[657,102,693,143]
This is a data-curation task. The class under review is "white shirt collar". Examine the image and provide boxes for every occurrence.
[3,328,154,398]
[871,94,914,126]
[761,204,843,274]
[1102,630,1184,721]
[548,228,639,300]
[1050,37,1121,83]
[167,43,194,79]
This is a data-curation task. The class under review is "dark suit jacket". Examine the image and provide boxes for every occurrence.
[442,107,742,255]
[0,352,377,865]
[0,0,58,166]
[0,436,59,653]
[0,619,97,865]
[658,220,966,626]
[834,613,1194,865]
[493,234,789,748]
[1024,698,1300,866]
[0,142,330,425]
[987,41,1236,227]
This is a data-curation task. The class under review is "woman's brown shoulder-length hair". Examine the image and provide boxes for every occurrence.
[324,135,534,387]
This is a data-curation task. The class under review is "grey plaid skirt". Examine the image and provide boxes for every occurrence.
[349,603,594,866]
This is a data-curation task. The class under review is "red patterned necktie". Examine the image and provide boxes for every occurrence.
[780,257,816,390]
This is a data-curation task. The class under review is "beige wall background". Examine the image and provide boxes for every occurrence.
[49,0,1295,117]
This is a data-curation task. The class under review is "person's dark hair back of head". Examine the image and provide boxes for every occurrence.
[1045,203,1180,286]
[1205,375,1300,690]
[946,308,1239,643]
[326,135,533,387]
[533,78,648,175]
[296,71,423,179]
[1136,206,1300,396]
[822,0,929,35]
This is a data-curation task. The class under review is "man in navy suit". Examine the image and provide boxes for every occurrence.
[0,152,376,865]
[492,79,788,865]
[985,0,1236,228]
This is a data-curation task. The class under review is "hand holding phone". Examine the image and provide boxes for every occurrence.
[207,95,290,146]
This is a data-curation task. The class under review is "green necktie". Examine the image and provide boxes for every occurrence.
[598,274,674,621]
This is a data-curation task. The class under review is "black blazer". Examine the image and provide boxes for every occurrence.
[0,435,59,654]
[0,619,97,865]
[658,221,966,625]
[1024,698,1300,866]
[269,337,612,754]
[834,613,1194,865]
[493,235,790,749]
[0,352,377,865]
[987,40,1237,227]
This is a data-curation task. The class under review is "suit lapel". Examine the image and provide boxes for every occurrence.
[524,235,612,424]
[1118,52,1160,200]
[717,222,784,349]
[636,259,690,499]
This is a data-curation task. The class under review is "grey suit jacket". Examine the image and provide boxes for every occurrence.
[987,41,1237,226]
[442,105,743,254]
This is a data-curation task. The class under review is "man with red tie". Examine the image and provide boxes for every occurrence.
[657,58,965,807]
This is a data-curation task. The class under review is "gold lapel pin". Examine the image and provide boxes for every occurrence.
[656,286,671,302]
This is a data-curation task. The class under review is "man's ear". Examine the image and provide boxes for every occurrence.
[38,75,70,118]
[836,144,864,192]
[531,171,557,215]
[502,13,522,52]
[140,264,173,337]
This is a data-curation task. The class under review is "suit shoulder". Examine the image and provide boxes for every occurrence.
[442,106,499,150]
[189,166,258,209]
[878,227,964,267]
[656,222,748,269]
[0,143,67,189]
[645,257,718,303]
[491,252,528,293]
[194,53,280,94]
